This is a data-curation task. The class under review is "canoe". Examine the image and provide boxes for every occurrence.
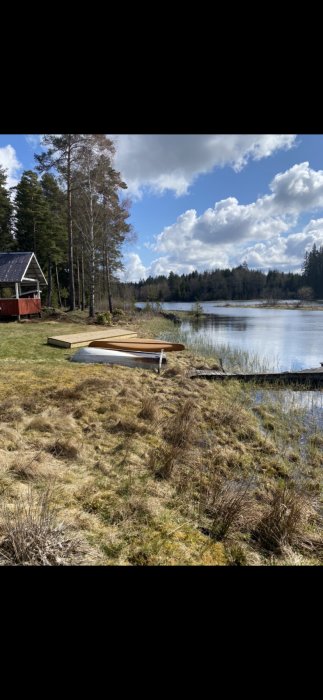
[70,347,167,370]
[88,338,185,352]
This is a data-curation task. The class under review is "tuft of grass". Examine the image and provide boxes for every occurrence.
[9,451,46,481]
[253,485,320,554]
[200,479,259,541]
[46,439,80,459]
[109,418,149,435]
[163,398,197,449]
[0,487,86,566]
[26,417,53,433]
[138,397,158,422]
[149,444,183,480]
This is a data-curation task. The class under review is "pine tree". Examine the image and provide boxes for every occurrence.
[14,170,50,265]
[35,134,87,310]
[40,173,67,305]
[0,166,14,250]
[73,135,132,317]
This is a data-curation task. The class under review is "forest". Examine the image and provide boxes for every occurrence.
[123,253,323,303]
[1,134,323,310]
[0,134,132,316]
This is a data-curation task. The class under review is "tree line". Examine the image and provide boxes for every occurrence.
[122,254,323,303]
[0,134,132,316]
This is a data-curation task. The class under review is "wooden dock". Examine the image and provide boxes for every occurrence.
[48,328,137,348]
[189,366,323,387]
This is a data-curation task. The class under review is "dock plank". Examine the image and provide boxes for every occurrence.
[189,367,323,387]
[48,328,137,348]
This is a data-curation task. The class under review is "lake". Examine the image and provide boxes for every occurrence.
[138,301,323,372]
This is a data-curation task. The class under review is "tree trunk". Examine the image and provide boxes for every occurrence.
[81,247,85,310]
[47,255,52,306]
[76,254,81,309]
[55,263,62,308]
[89,195,95,318]
[67,137,75,311]
[106,255,113,314]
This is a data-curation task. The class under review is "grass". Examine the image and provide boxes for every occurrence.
[0,485,89,565]
[0,310,322,565]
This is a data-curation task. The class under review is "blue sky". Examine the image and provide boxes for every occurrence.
[1,134,323,281]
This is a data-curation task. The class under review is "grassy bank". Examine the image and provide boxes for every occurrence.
[0,310,322,566]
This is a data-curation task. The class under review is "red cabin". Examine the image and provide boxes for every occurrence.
[0,252,47,320]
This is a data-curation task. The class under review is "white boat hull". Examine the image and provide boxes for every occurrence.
[70,347,167,369]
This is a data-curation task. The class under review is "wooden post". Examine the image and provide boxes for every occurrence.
[158,349,164,374]
[36,281,40,299]
[15,283,20,320]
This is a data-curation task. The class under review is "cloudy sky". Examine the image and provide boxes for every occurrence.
[1,134,323,281]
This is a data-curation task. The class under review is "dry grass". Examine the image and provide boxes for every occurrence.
[199,479,260,541]
[163,398,197,449]
[138,397,158,421]
[149,444,184,480]
[46,439,80,459]
[8,451,48,481]
[0,486,87,566]
[253,485,321,554]
[0,314,322,566]
[25,417,54,433]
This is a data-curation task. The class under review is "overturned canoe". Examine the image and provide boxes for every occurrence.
[70,346,167,369]
[89,338,185,352]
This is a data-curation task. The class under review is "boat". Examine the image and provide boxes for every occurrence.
[88,338,185,352]
[70,346,167,370]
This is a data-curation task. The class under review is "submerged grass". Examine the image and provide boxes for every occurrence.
[154,325,277,373]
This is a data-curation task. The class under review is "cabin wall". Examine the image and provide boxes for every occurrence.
[0,298,41,317]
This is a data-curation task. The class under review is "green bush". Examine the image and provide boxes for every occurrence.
[96,312,113,326]
[112,308,125,317]
[190,302,204,318]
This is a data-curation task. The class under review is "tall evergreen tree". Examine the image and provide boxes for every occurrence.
[35,134,87,311]
[73,135,131,317]
[303,243,323,298]
[0,166,14,250]
[40,173,68,305]
[14,170,50,265]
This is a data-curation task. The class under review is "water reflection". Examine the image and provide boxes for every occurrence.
[156,302,323,371]
[183,314,248,333]
[253,389,323,434]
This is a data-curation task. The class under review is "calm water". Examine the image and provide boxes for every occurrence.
[139,301,323,372]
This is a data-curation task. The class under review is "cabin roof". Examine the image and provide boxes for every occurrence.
[0,252,47,285]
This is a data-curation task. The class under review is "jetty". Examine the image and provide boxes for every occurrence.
[189,366,323,387]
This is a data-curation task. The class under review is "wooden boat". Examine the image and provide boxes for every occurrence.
[88,337,185,352]
[70,346,167,370]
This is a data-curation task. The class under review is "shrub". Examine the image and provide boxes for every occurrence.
[96,311,113,326]
[189,302,204,318]
[112,308,125,317]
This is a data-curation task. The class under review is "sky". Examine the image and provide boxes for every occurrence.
[1,134,323,282]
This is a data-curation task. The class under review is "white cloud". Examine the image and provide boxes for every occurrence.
[118,253,148,283]
[0,145,22,188]
[110,134,296,198]
[269,161,323,212]
[25,134,41,149]
[122,162,323,280]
